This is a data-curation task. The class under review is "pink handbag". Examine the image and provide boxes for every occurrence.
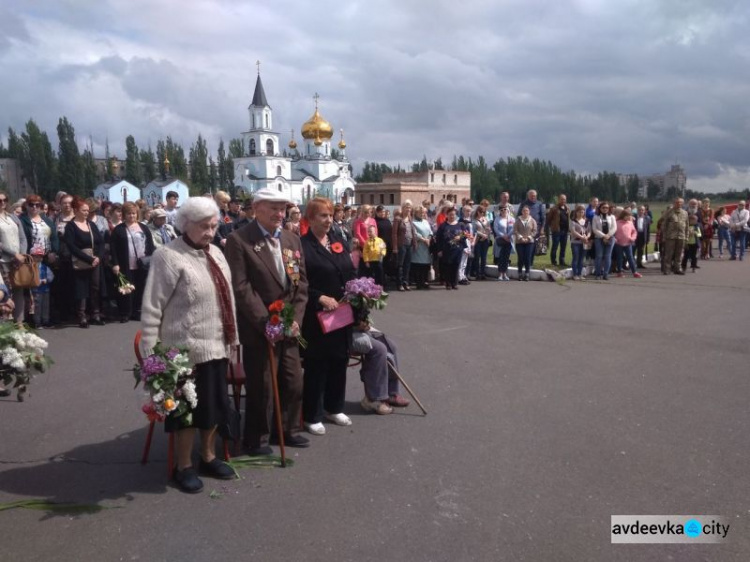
[316,302,354,334]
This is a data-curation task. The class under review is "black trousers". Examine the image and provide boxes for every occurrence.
[302,354,348,424]
[116,267,147,320]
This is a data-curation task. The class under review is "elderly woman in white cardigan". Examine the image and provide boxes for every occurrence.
[140,197,239,494]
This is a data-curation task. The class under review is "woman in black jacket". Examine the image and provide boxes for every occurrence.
[64,197,105,327]
[109,202,154,323]
[300,197,357,437]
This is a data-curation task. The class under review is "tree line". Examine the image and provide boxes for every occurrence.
[356,155,744,204]
[0,117,247,200]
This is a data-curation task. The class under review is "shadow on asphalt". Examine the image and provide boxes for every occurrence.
[0,426,170,518]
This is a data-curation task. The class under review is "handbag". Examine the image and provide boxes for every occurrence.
[72,228,95,271]
[11,255,40,288]
[128,227,151,271]
[583,240,592,251]
[316,302,354,334]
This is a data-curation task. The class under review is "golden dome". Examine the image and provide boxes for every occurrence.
[301,109,333,141]
[288,139,297,149]
[338,129,346,149]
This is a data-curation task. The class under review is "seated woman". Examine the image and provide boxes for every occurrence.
[140,197,238,494]
[352,320,410,415]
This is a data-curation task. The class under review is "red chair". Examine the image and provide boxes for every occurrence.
[136,330,230,479]
[226,346,245,454]
[136,330,175,478]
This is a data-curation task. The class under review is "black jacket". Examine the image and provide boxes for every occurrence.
[109,222,155,272]
[300,230,356,359]
[64,220,104,265]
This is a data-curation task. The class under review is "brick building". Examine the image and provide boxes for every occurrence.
[355,170,471,207]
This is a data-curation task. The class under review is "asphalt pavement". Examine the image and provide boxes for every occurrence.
[1,257,748,562]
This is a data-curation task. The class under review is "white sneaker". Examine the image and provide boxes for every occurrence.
[304,422,326,435]
[325,412,352,426]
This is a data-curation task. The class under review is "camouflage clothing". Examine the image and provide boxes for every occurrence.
[662,208,689,241]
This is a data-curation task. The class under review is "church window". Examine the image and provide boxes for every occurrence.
[252,114,255,129]
[430,173,434,183]
[369,194,375,205]
[430,194,435,204]
[360,194,365,204]
[278,183,282,191]
[442,174,446,184]
[266,139,274,155]
[249,139,256,155]
[389,194,394,205]
[265,114,269,128]
[379,194,384,205]
[454,174,457,184]
[276,165,282,176]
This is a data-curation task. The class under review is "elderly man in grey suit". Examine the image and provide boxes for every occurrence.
[226,187,309,455]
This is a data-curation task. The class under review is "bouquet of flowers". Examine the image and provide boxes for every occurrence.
[343,277,388,324]
[0,323,53,402]
[133,343,197,426]
[265,299,307,348]
[450,230,473,247]
[117,273,135,295]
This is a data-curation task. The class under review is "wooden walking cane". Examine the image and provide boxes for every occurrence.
[386,358,427,415]
[267,340,287,467]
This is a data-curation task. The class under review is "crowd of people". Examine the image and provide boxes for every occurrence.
[0,186,745,490]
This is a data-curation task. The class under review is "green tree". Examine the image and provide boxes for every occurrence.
[57,117,83,195]
[124,135,142,185]
[81,146,98,194]
[208,157,217,192]
[140,144,156,182]
[105,139,115,179]
[647,180,660,200]
[156,140,167,178]
[217,139,228,190]
[189,134,209,191]
[228,138,245,158]
[626,175,640,202]
[11,121,57,197]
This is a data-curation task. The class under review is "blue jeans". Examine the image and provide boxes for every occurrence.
[615,244,637,274]
[731,231,747,259]
[397,244,413,286]
[571,243,584,276]
[594,237,615,277]
[551,232,568,264]
[472,239,490,277]
[516,243,533,274]
[718,227,730,256]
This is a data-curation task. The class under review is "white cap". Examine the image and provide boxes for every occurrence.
[253,187,291,204]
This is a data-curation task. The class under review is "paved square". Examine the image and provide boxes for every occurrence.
[1,259,748,561]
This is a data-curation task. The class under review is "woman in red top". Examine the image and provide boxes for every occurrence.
[352,204,376,248]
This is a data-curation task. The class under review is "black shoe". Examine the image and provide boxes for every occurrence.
[0,387,11,397]
[559,261,568,267]
[694,265,701,269]
[79,320,89,329]
[551,262,557,266]
[247,445,273,456]
[90,317,105,326]
[451,285,458,290]
[198,458,236,480]
[282,434,310,448]
[458,279,470,285]
[523,274,529,282]
[120,317,129,323]
[173,467,204,494]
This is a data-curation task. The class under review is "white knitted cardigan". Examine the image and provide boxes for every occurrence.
[140,237,238,364]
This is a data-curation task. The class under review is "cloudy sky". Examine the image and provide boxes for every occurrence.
[1,0,748,192]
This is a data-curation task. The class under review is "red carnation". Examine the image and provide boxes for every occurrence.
[331,242,344,254]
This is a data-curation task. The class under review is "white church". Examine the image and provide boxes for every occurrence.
[233,72,356,205]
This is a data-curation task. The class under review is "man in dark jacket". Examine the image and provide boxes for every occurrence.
[546,194,570,266]
[520,189,545,266]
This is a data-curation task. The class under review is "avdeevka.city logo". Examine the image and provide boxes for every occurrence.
[611,516,730,544]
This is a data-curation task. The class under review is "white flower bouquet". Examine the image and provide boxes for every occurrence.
[0,323,53,401]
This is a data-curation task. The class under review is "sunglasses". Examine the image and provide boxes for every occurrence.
[28,203,42,208]
[0,198,7,203]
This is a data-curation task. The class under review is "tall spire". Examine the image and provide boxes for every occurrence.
[250,61,269,108]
